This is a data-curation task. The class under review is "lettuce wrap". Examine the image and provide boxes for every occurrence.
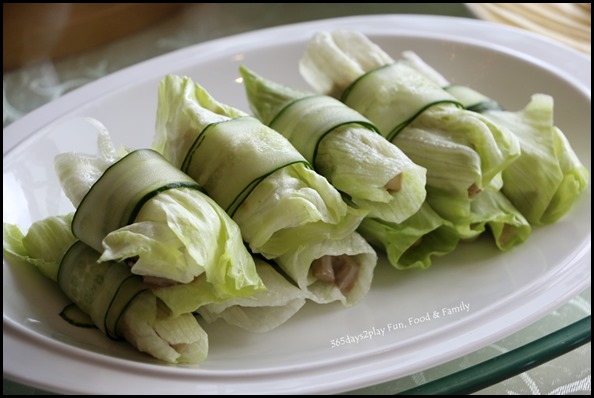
[299,30,522,235]
[53,119,264,303]
[239,65,427,225]
[401,50,590,225]
[152,74,377,306]
[3,215,208,364]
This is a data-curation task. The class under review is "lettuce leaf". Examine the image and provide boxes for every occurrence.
[357,202,460,270]
[469,189,532,251]
[197,257,307,333]
[3,214,76,281]
[486,95,590,225]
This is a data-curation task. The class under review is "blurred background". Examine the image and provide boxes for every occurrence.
[3,4,185,71]
[0,4,470,127]
[3,3,590,127]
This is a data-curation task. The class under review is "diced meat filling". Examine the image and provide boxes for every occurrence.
[312,256,335,283]
[171,343,188,353]
[385,174,403,193]
[312,254,360,294]
[498,224,514,247]
[468,183,481,198]
[124,256,139,268]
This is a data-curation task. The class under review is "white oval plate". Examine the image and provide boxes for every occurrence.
[3,15,591,395]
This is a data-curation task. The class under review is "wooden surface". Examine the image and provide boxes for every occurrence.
[3,3,184,70]
[466,3,591,55]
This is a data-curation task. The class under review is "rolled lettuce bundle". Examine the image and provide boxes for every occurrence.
[54,120,264,306]
[3,215,208,364]
[299,30,522,234]
[239,65,427,225]
[402,51,589,225]
[153,74,377,306]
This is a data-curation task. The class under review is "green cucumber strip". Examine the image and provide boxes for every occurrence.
[444,85,503,113]
[57,241,147,339]
[339,63,393,104]
[103,275,147,340]
[225,160,311,217]
[340,62,463,141]
[269,95,378,164]
[59,303,96,329]
[72,148,202,252]
[182,116,310,216]
[181,121,219,173]
[386,99,462,141]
